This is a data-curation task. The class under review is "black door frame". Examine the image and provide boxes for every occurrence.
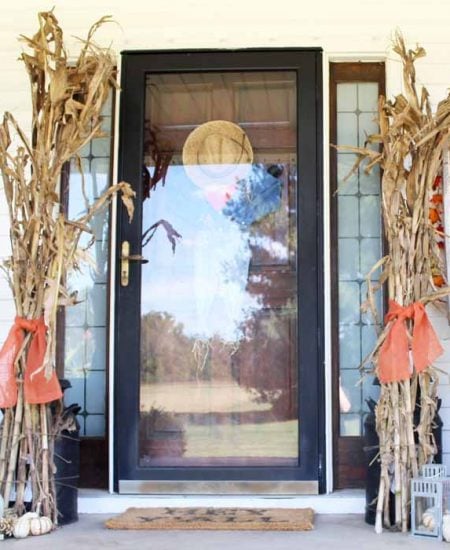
[115,48,325,492]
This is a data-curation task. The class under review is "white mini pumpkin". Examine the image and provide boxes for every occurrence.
[29,515,52,536]
[12,512,38,539]
[442,512,450,542]
[422,507,437,531]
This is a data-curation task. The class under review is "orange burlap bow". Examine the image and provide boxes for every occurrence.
[0,316,62,407]
[378,300,443,383]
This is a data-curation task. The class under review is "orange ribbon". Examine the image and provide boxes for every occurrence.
[0,316,62,407]
[378,300,443,384]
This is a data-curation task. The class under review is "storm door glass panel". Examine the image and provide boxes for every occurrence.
[139,71,298,467]
[336,81,382,436]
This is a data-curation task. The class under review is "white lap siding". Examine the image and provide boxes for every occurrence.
[1,0,450,484]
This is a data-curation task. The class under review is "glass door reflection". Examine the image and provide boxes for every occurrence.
[139,71,298,467]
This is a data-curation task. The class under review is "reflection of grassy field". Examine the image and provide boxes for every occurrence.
[185,421,298,458]
[140,381,272,414]
[140,382,298,459]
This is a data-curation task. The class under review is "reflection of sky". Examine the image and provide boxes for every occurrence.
[142,165,260,341]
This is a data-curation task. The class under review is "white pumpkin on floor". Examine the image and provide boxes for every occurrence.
[12,512,38,539]
[29,515,52,536]
[442,512,450,542]
[422,507,437,531]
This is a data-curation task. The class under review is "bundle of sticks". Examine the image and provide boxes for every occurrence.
[0,11,133,523]
[342,33,450,533]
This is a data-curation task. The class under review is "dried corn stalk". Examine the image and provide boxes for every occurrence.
[0,11,134,523]
[342,33,450,533]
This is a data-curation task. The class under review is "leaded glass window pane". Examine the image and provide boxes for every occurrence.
[337,81,383,437]
[64,98,112,437]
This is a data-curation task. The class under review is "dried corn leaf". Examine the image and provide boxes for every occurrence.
[336,31,450,534]
[0,10,133,522]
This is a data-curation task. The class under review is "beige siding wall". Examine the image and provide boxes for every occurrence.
[1,0,450,481]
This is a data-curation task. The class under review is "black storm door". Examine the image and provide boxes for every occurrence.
[115,49,324,493]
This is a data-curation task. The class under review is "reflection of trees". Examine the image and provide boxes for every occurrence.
[231,304,298,420]
[139,158,299,423]
[140,311,236,384]
[222,164,283,226]
[140,307,299,422]
[222,161,298,421]
[224,163,297,267]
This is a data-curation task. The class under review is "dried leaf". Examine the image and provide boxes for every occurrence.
[142,219,182,252]
[334,30,450,533]
[0,10,134,518]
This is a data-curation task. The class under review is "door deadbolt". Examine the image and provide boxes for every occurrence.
[120,241,148,287]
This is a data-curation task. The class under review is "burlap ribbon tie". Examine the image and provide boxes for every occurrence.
[378,300,443,384]
[0,316,62,407]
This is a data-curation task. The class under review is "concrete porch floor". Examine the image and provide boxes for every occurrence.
[4,514,447,549]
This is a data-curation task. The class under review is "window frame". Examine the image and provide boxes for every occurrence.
[57,89,117,489]
[329,61,385,489]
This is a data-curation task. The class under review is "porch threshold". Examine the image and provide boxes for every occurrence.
[78,489,365,515]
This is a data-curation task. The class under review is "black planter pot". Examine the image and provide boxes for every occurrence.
[54,403,81,526]
[434,398,443,464]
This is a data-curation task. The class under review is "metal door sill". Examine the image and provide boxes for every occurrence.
[118,480,319,495]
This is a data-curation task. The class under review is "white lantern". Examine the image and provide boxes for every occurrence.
[411,464,450,541]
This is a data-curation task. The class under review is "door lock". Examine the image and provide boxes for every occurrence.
[120,241,148,287]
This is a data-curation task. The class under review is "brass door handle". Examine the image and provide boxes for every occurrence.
[121,241,148,286]
[123,254,149,263]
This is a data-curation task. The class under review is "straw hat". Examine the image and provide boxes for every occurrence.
[182,120,253,188]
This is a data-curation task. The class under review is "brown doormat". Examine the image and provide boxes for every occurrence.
[105,507,314,531]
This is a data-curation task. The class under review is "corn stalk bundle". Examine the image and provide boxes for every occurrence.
[0,11,134,523]
[341,33,450,533]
